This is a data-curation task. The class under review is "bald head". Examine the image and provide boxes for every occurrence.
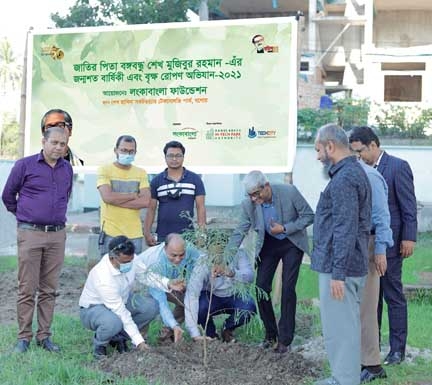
[165,233,186,265]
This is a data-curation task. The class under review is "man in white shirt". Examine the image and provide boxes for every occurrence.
[184,248,256,342]
[79,235,180,359]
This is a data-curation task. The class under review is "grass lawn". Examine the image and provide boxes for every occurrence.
[0,235,431,385]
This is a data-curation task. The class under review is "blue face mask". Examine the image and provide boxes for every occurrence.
[118,261,133,274]
[118,153,135,166]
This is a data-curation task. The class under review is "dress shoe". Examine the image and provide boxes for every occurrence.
[273,342,291,354]
[258,339,277,349]
[36,337,61,353]
[93,345,107,360]
[221,328,236,343]
[383,351,405,365]
[360,367,387,383]
[14,339,30,353]
[116,340,130,353]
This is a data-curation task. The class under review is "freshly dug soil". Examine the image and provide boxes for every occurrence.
[0,263,323,384]
[99,340,321,385]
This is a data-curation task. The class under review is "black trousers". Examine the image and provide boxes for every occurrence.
[255,232,303,346]
[377,255,407,354]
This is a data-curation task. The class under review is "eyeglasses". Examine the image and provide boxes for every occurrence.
[110,242,134,255]
[166,154,184,160]
[247,186,264,199]
[44,121,71,130]
[117,148,136,155]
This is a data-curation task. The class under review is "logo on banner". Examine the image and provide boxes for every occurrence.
[172,127,198,140]
[205,128,241,140]
[40,45,65,60]
[247,127,277,139]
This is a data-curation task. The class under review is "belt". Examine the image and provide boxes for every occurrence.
[18,222,65,232]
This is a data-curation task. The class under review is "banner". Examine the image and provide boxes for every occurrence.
[26,18,298,173]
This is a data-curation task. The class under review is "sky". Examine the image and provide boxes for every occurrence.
[0,0,199,59]
[0,0,75,58]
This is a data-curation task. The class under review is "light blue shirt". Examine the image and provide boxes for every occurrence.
[360,161,394,254]
[184,248,254,338]
[262,201,285,240]
[136,243,201,328]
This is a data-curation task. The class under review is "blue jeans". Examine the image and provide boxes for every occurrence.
[80,293,158,348]
[197,291,256,337]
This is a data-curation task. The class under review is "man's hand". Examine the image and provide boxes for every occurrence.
[173,326,184,343]
[269,219,284,235]
[400,240,415,258]
[374,254,387,276]
[330,279,345,300]
[168,278,186,292]
[136,341,151,351]
[144,233,158,246]
[211,264,235,278]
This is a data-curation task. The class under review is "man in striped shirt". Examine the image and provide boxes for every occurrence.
[144,141,206,245]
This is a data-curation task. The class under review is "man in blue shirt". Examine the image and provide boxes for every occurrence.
[144,141,206,245]
[136,233,201,342]
[356,159,394,382]
[349,126,417,367]
[312,124,371,385]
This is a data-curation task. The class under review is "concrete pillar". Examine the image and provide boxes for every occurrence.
[364,0,374,48]
[308,0,317,56]
[199,0,209,21]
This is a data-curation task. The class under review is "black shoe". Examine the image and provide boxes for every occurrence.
[221,328,236,343]
[116,340,130,354]
[274,342,291,354]
[383,351,405,365]
[360,367,387,383]
[36,337,61,353]
[258,339,276,349]
[14,339,30,353]
[93,345,107,360]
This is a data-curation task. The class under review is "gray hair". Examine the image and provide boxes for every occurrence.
[316,123,349,148]
[165,233,185,247]
[42,126,68,140]
[243,170,268,194]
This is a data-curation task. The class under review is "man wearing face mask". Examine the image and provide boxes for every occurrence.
[97,135,150,256]
[79,236,182,359]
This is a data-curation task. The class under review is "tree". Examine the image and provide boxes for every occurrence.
[51,0,204,27]
[0,38,22,93]
[0,112,19,159]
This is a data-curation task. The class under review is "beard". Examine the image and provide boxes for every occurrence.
[320,151,332,180]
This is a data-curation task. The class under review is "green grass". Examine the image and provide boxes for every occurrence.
[0,256,17,272]
[0,256,86,273]
[0,237,431,385]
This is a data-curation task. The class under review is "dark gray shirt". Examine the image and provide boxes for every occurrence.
[311,156,371,280]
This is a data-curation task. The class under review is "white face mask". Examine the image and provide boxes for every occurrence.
[117,153,135,165]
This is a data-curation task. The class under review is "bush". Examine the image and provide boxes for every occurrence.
[374,104,432,139]
[297,97,370,140]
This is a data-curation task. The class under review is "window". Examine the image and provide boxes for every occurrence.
[384,75,422,102]
[300,61,310,72]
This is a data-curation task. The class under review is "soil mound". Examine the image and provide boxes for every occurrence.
[99,340,321,385]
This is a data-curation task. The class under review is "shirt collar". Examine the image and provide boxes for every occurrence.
[163,167,187,181]
[329,155,357,178]
[103,254,121,276]
[37,150,66,167]
[375,151,384,167]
